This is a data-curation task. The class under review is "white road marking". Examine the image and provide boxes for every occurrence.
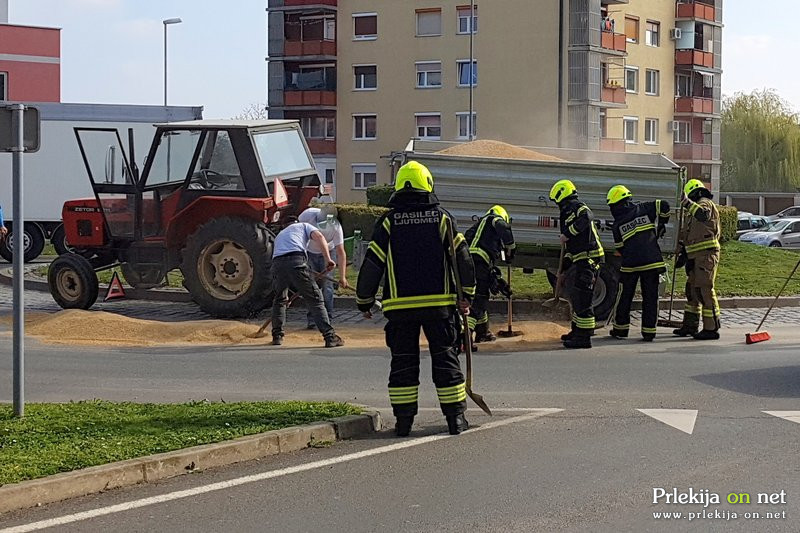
[763,411,800,425]
[415,407,555,412]
[0,410,562,533]
[637,409,698,435]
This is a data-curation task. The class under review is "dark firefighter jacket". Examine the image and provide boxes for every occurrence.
[610,199,671,273]
[680,196,720,258]
[559,197,605,267]
[465,214,516,266]
[356,191,476,321]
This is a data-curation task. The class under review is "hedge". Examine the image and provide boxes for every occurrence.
[334,203,389,240]
[718,205,738,243]
[366,185,394,207]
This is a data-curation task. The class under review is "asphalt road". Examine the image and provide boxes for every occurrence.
[2,317,800,532]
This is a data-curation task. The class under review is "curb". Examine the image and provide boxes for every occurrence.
[0,410,382,515]
[2,267,799,311]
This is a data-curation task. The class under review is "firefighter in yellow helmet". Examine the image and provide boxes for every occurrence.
[673,179,722,340]
[356,161,476,436]
[607,185,671,341]
[549,179,604,349]
[464,205,516,343]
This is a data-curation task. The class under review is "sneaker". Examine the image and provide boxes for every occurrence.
[324,334,345,348]
[475,332,497,343]
[446,414,469,435]
[271,335,283,346]
[563,336,592,349]
[642,333,655,342]
[609,328,628,339]
[395,416,414,437]
[693,329,720,341]
[672,325,698,337]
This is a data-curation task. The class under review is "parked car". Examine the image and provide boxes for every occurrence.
[736,212,769,239]
[767,206,800,221]
[739,217,800,248]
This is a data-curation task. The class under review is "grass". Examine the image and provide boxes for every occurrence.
[0,400,360,486]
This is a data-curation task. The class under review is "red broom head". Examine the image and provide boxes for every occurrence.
[745,331,771,344]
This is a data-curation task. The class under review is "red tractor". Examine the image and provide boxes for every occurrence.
[48,120,322,317]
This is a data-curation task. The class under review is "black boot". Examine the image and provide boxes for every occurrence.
[609,328,628,339]
[693,329,720,340]
[642,333,655,342]
[475,331,497,343]
[561,330,575,342]
[324,334,345,348]
[563,335,592,349]
[446,414,469,435]
[673,312,699,337]
[395,416,414,437]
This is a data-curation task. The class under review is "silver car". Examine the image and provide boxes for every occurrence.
[739,217,800,248]
[768,206,800,221]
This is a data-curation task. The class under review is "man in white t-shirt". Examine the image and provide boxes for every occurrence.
[298,206,349,327]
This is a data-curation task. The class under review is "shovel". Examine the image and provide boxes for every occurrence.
[657,168,688,329]
[497,262,522,338]
[543,243,567,309]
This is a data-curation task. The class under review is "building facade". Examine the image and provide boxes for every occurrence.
[0,18,61,103]
[267,0,722,203]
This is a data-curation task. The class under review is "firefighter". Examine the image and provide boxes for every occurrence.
[464,205,516,343]
[549,179,605,349]
[356,161,476,437]
[607,185,671,341]
[673,179,722,340]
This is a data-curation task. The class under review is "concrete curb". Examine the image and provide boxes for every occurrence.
[2,267,799,311]
[0,410,382,515]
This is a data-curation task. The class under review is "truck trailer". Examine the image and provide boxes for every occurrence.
[0,102,203,262]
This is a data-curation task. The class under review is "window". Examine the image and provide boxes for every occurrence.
[296,15,335,42]
[645,21,660,46]
[353,13,377,40]
[625,67,638,93]
[644,119,658,144]
[674,121,690,144]
[416,62,442,88]
[645,69,659,96]
[148,130,203,186]
[625,16,639,43]
[457,5,478,34]
[189,131,245,191]
[324,17,335,40]
[0,72,7,101]
[287,64,336,91]
[457,60,478,87]
[457,112,477,139]
[354,65,377,90]
[324,168,335,185]
[416,9,442,36]
[623,117,639,144]
[415,114,442,140]
[675,73,691,97]
[301,117,335,139]
[353,114,377,140]
[353,164,377,190]
[253,129,315,179]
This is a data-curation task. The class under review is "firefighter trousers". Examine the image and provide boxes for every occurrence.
[386,314,467,418]
[468,258,491,338]
[569,259,599,336]
[613,269,661,337]
[685,250,721,331]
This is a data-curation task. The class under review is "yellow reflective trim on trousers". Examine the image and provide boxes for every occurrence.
[368,241,386,263]
[470,247,491,265]
[467,316,477,328]
[439,393,467,403]
[621,223,655,242]
[437,383,466,394]
[572,314,596,328]
[702,309,721,317]
[620,261,667,273]
[686,239,720,254]
[475,311,488,325]
[382,294,457,312]
[611,284,625,329]
[684,305,700,313]
[390,397,418,405]
[356,296,375,305]
[642,327,657,334]
[463,285,476,296]
[614,323,630,330]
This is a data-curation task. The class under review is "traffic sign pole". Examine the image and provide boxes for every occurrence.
[11,103,25,417]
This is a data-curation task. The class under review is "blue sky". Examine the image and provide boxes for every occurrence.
[9,0,800,116]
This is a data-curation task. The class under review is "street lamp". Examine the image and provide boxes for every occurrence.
[163,17,182,106]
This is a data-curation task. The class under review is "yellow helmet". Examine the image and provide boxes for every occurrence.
[395,161,434,193]
[684,178,706,197]
[549,179,577,203]
[607,185,632,206]
[487,205,510,224]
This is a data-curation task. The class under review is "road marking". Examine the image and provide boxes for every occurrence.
[0,410,562,533]
[415,407,555,412]
[637,409,698,435]
[763,411,800,424]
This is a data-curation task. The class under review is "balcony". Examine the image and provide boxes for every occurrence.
[600,31,627,53]
[600,138,626,152]
[674,143,713,161]
[601,84,626,105]
[675,49,714,68]
[284,39,336,57]
[676,2,716,22]
[675,96,714,114]
[305,138,336,155]
[284,0,337,6]
[284,90,336,106]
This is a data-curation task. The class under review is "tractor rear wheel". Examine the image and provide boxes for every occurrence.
[561,263,619,324]
[48,253,99,310]
[181,217,273,318]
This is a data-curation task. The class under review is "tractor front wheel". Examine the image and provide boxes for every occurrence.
[181,217,273,318]
[48,253,99,310]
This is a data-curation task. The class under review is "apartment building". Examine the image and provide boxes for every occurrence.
[0,16,61,103]
[267,0,722,202]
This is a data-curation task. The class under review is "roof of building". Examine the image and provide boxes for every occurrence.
[155,119,298,129]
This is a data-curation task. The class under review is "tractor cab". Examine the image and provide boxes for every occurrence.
[53,120,324,317]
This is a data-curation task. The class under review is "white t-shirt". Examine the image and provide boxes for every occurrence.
[299,208,344,254]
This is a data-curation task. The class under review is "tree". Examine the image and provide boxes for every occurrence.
[233,103,268,120]
[721,89,800,192]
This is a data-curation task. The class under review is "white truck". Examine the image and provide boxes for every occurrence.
[0,102,202,262]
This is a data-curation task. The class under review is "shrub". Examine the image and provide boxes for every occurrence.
[334,203,389,240]
[718,205,738,242]
[366,185,394,207]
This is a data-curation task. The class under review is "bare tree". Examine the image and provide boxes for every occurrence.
[233,103,269,120]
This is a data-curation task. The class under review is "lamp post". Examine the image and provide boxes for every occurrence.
[163,18,182,106]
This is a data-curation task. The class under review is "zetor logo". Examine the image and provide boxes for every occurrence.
[70,206,100,213]
[393,210,441,225]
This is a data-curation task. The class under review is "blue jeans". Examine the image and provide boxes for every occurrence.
[307,252,335,325]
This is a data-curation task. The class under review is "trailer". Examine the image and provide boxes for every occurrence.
[0,102,203,262]
[399,139,683,322]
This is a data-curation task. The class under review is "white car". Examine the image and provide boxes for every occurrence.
[739,217,800,248]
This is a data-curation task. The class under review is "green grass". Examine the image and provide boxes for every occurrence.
[0,400,360,486]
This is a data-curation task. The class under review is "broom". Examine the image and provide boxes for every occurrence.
[746,257,800,344]
[657,168,688,329]
[497,257,522,338]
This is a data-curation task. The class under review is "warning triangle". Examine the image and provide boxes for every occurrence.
[637,409,698,435]
[763,411,800,425]
[273,178,289,207]
[104,271,126,301]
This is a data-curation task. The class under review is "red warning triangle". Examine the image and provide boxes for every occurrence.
[273,178,289,207]
[104,271,126,301]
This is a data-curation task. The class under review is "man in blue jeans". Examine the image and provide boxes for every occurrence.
[298,206,349,328]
